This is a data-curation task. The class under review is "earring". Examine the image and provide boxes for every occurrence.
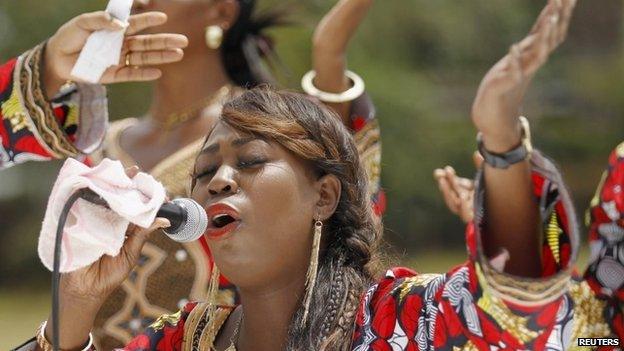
[205,25,224,50]
[301,219,323,325]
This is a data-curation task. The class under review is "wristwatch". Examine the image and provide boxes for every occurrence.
[477,116,533,169]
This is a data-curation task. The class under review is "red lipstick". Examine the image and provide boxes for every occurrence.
[205,203,241,240]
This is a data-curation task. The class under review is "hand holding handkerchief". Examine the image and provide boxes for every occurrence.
[70,0,133,83]
[43,5,188,91]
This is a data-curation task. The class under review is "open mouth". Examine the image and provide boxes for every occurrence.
[212,214,237,228]
[205,203,241,239]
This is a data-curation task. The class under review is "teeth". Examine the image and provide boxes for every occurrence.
[213,214,229,221]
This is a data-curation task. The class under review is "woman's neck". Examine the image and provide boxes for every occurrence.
[236,273,308,351]
[148,51,232,122]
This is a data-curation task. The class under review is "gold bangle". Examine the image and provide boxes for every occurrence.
[301,70,365,103]
[36,321,94,351]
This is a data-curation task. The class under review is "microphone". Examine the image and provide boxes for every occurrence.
[78,188,208,243]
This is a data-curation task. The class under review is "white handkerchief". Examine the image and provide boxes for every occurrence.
[70,0,133,83]
[38,158,167,273]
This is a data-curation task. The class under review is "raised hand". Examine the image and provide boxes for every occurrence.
[43,167,170,350]
[434,152,483,224]
[471,0,576,152]
[44,11,188,97]
[469,0,577,277]
[311,0,374,122]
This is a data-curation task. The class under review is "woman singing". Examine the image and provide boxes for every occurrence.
[0,1,382,348]
[20,1,622,350]
[90,0,383,348]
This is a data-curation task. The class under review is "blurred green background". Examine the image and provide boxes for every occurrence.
[0,0,622,347]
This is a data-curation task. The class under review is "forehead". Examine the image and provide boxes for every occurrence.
[203,121,252,147]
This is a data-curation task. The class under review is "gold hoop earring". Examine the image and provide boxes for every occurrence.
[301,219,322,325]
[205,25,224,50]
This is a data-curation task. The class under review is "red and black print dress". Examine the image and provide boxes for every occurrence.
[352,150,624,350]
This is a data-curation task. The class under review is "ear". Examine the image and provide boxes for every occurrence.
[207,0,241,30]
[314,174,342,221]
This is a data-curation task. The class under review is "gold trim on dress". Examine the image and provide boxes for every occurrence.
[17,43,78,157]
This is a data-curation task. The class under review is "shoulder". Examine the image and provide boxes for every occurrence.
[353,267,447,349]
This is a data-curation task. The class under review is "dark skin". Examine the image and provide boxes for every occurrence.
[119,0,374,171]
[40,121,342,351]
[440,0,576,277]
[43,11,189,98]
[192,123,342,350]
[38,1,376,349]
[36,0,580,348]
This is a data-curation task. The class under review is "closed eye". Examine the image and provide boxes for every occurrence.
[193,166,218,181]
[238,158,267,170]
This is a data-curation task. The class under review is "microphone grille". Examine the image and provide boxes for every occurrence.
[168,198,208,243]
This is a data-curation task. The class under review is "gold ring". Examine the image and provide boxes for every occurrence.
[125,53,132,67]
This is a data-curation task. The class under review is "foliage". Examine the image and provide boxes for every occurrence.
[0,0,622,286]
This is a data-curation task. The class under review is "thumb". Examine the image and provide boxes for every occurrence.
[472,151,484,169]
[123,218,171,264]
[74,11,127,32]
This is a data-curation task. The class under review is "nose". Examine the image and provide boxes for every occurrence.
[208,166,239,196]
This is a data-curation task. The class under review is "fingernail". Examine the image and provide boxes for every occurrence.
[160,218,171,228]
[112,18,128,30]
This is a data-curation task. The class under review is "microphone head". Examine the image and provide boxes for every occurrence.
[164,198,208,243]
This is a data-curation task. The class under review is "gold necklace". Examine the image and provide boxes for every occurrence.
[224,310,243,351]
[157,85,232,131]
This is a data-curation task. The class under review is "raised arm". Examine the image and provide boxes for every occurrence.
[0,11,187,170]
[309,0,373,123]
[470,0,576,277]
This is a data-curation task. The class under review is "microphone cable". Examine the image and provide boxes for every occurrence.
[51,188,95,351]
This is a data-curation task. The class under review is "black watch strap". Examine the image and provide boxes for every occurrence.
[476,116,533,169]
[477,137,529,169]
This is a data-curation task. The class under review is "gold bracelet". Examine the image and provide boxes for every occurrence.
[301,70,365,103]
[36,321,94,351]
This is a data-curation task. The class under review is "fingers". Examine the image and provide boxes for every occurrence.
[124,34,188,52]
[124,165,140,178]
[436,175,461,215]
[122,48,184,67]
[434,167,461,215]
[108,66,163,83]
[126,12,168,35]
[554,0,577,46]
[506,0,576,80]
[74,11,127,32]
[123,218,171,265]
[434,165,476,223]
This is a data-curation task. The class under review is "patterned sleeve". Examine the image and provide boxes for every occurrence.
[584,142,624,338]
[353,151,583,350]
[349,93,385,217]
[0,43,108,170]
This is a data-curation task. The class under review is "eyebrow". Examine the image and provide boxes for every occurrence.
[199,137,259,155]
